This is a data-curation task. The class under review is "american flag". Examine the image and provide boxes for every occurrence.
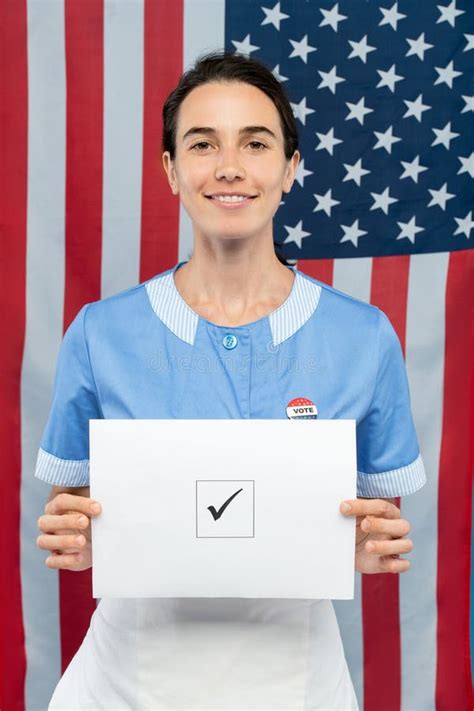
[1,1,472,710]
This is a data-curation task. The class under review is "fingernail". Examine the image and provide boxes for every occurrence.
[78,516,87,526]
[90,502,101,514]
[361,518,370,530]
[341,503,351,513]
[366,542,375,552]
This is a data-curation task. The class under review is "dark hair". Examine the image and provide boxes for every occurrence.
[162,50,299,267]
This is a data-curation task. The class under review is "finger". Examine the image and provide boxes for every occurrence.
[365,538,413,556]
[360,516,411,537]
[380,556,411,574]
[340,498,400,520]
[38,513,90,533]
[45,552,84,570]
[44,493,101,517]
[37,533,87,552]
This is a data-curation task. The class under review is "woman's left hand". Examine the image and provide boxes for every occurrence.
[339,498,413,574]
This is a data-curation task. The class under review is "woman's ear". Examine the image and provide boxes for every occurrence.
[282,150,300,194]
[162,152,179,195]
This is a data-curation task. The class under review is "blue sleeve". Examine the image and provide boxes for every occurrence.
[356,309,427,498]
[34,304,102,486]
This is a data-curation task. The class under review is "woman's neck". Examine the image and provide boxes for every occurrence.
[173,250,295,327]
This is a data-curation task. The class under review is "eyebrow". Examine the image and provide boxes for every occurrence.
[182,125,278,142]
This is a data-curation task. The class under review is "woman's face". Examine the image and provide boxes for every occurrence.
[162,81,300,245]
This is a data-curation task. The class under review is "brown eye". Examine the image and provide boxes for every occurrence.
[191,141,212,151]
[248,141,266,150]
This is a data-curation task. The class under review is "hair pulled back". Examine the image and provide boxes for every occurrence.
[162,50,299,266]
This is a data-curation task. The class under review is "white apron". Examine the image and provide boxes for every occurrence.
[49,597,359,710]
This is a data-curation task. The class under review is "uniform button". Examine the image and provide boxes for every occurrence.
[222,333,238,350]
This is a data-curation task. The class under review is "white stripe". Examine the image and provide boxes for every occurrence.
[180,0,226,262]
[101,0,143,298]
[333,257,373,304]
[21,2,65,707]
[400,251,448,711]
[333,573,363,710]
[332,258,373,708]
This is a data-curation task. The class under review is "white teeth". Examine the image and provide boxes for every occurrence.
[212,195,248,202]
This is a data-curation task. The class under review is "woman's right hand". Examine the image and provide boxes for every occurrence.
[37,489,102,571]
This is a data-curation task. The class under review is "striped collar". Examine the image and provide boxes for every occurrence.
[145,261,322,346]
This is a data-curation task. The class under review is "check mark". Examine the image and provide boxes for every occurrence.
[207,488,243,521]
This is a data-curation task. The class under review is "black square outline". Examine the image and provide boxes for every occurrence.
[195,480,255,538]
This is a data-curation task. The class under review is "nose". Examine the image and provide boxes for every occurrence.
[214,146,246,182]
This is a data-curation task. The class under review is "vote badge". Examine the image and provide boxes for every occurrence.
[286,397,318,420]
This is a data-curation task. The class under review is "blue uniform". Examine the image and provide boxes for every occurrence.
[35,260,426,710]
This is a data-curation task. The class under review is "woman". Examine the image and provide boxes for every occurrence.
[36,51,426,710]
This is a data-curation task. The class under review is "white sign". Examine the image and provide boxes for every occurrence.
[90,419,357,599]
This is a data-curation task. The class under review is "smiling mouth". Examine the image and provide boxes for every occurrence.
[205,195,258,203]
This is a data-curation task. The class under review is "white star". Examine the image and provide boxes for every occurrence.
[397,216,424,243]
[340,219,367,247]
[400,155,429,183]
[272,64,288,82]
[406,32,434,61]
[319,3,348,32]
[313,188,340,217]
[317,66,345,94]
[291,96,315,125]
[458,152,474,178]
[428,182,455,210]
[461,95,474,113]
[379,2,406,31]
[343,158,371,186]
[283,219,311,248]
[464,34,474,52]
[434,61,462,89]
[437,0,465,28]
[231,34,260,56]
[403,94,431,122]
[261,2,289,30]
[373,126,402,154]
[294,158,313,188]
[453,211,474,238]
[289,35,317,63]
[370,187,398,214]
[315,127,343,155]
[376,64,404,93]
[432,121,460,150]
[345,97,374,125]
[348,35,376,63]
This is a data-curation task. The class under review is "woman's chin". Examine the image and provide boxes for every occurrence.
[196,229,259,245]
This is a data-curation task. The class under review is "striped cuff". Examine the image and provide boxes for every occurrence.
[357,453,426,498]
[34,447,90,487]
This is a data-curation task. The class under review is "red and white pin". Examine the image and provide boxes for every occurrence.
[286,397,318,420]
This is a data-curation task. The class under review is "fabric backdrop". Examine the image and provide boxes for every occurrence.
[1,1,473,710]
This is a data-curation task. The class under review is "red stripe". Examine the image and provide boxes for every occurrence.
[436,249,474,710]
[471,278,474,711]
[60,0,104,673]
[140,0,183,282]
[363,254,411,711]
[298,258,334,285]
[0,2,28,708]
